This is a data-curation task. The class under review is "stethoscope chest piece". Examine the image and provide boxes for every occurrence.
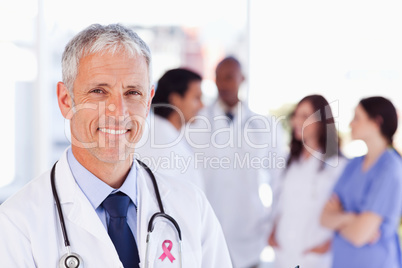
[59,252,83,268]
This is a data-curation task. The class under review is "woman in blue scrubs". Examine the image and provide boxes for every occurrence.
[321,96,402,268]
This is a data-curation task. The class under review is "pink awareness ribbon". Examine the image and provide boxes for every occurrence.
[159,240,176,263]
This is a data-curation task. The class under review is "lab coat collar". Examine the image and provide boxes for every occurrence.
[135,157,172,264]
[55,147,172,216]
[153,115,180,136]
[54,147,172,265]
[134,158,171,209]
[54,148,116,245]
[55,147,79,205]
[217,98,240,116]
[210,99,253,125]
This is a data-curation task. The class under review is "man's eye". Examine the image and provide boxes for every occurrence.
[127,90,141,95]
[90,89,104,94]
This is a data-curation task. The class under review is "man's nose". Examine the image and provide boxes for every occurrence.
[107,94,128,117]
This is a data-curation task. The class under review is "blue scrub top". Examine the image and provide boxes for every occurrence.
[332,149,402,268]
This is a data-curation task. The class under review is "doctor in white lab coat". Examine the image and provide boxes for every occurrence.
[268,95,346,268]
[0,24,232,268]
[189,57,286,268]
[135,68,205,190]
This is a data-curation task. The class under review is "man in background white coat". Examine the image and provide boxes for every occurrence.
[190,57,286,268]
[135,68,205,190]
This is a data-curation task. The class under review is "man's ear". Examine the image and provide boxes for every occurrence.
[146,85,155,117]
[57,82,74,119]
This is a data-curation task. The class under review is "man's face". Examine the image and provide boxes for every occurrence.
[64,51,154,163]
[173,80,203,123]
[215,61,244,107]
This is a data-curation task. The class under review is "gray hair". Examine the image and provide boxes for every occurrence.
[62,24,153,97]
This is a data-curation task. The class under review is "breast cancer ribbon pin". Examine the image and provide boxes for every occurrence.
[159,240,176,263]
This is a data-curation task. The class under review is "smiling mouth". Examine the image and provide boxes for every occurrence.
[98,128,129,135]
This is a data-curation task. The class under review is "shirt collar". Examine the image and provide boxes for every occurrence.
[217,98,240,116]
[67,148,137,209]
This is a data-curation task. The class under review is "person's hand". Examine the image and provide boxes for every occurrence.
[268,230,280,248]
[368,230,381,244]
[303,239,331,254]
[323,194,343,214]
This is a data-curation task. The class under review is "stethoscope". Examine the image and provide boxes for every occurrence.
[51,159,183,268]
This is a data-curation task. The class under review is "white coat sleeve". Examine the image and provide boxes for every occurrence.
[199,196,233,267]
[0,212,36,267]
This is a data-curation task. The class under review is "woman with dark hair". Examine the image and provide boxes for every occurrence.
[321,96,402,268]
[268,95,347,268]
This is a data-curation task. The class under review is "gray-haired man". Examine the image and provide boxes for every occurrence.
[0,24,232,268]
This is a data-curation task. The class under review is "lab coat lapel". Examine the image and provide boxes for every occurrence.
[136,160,172,264]
[55,150,118,249]
[53,150,174,266]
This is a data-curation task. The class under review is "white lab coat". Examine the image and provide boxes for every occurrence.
[273,155,347,268]
[0,148,232,267]
[135,114,204,191]
[189,100,286,268]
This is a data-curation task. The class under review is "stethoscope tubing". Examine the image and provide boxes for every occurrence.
[137,159,183,268]
[51,159,183,268]
[51,162,70,248]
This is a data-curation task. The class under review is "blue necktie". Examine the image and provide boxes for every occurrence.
[226,111,234,122]
[102,192,140,268]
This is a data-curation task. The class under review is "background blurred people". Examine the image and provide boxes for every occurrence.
[190,56,286,268]
[321,96,402,268]
[268,95,346,268]
[135,68,204,190]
